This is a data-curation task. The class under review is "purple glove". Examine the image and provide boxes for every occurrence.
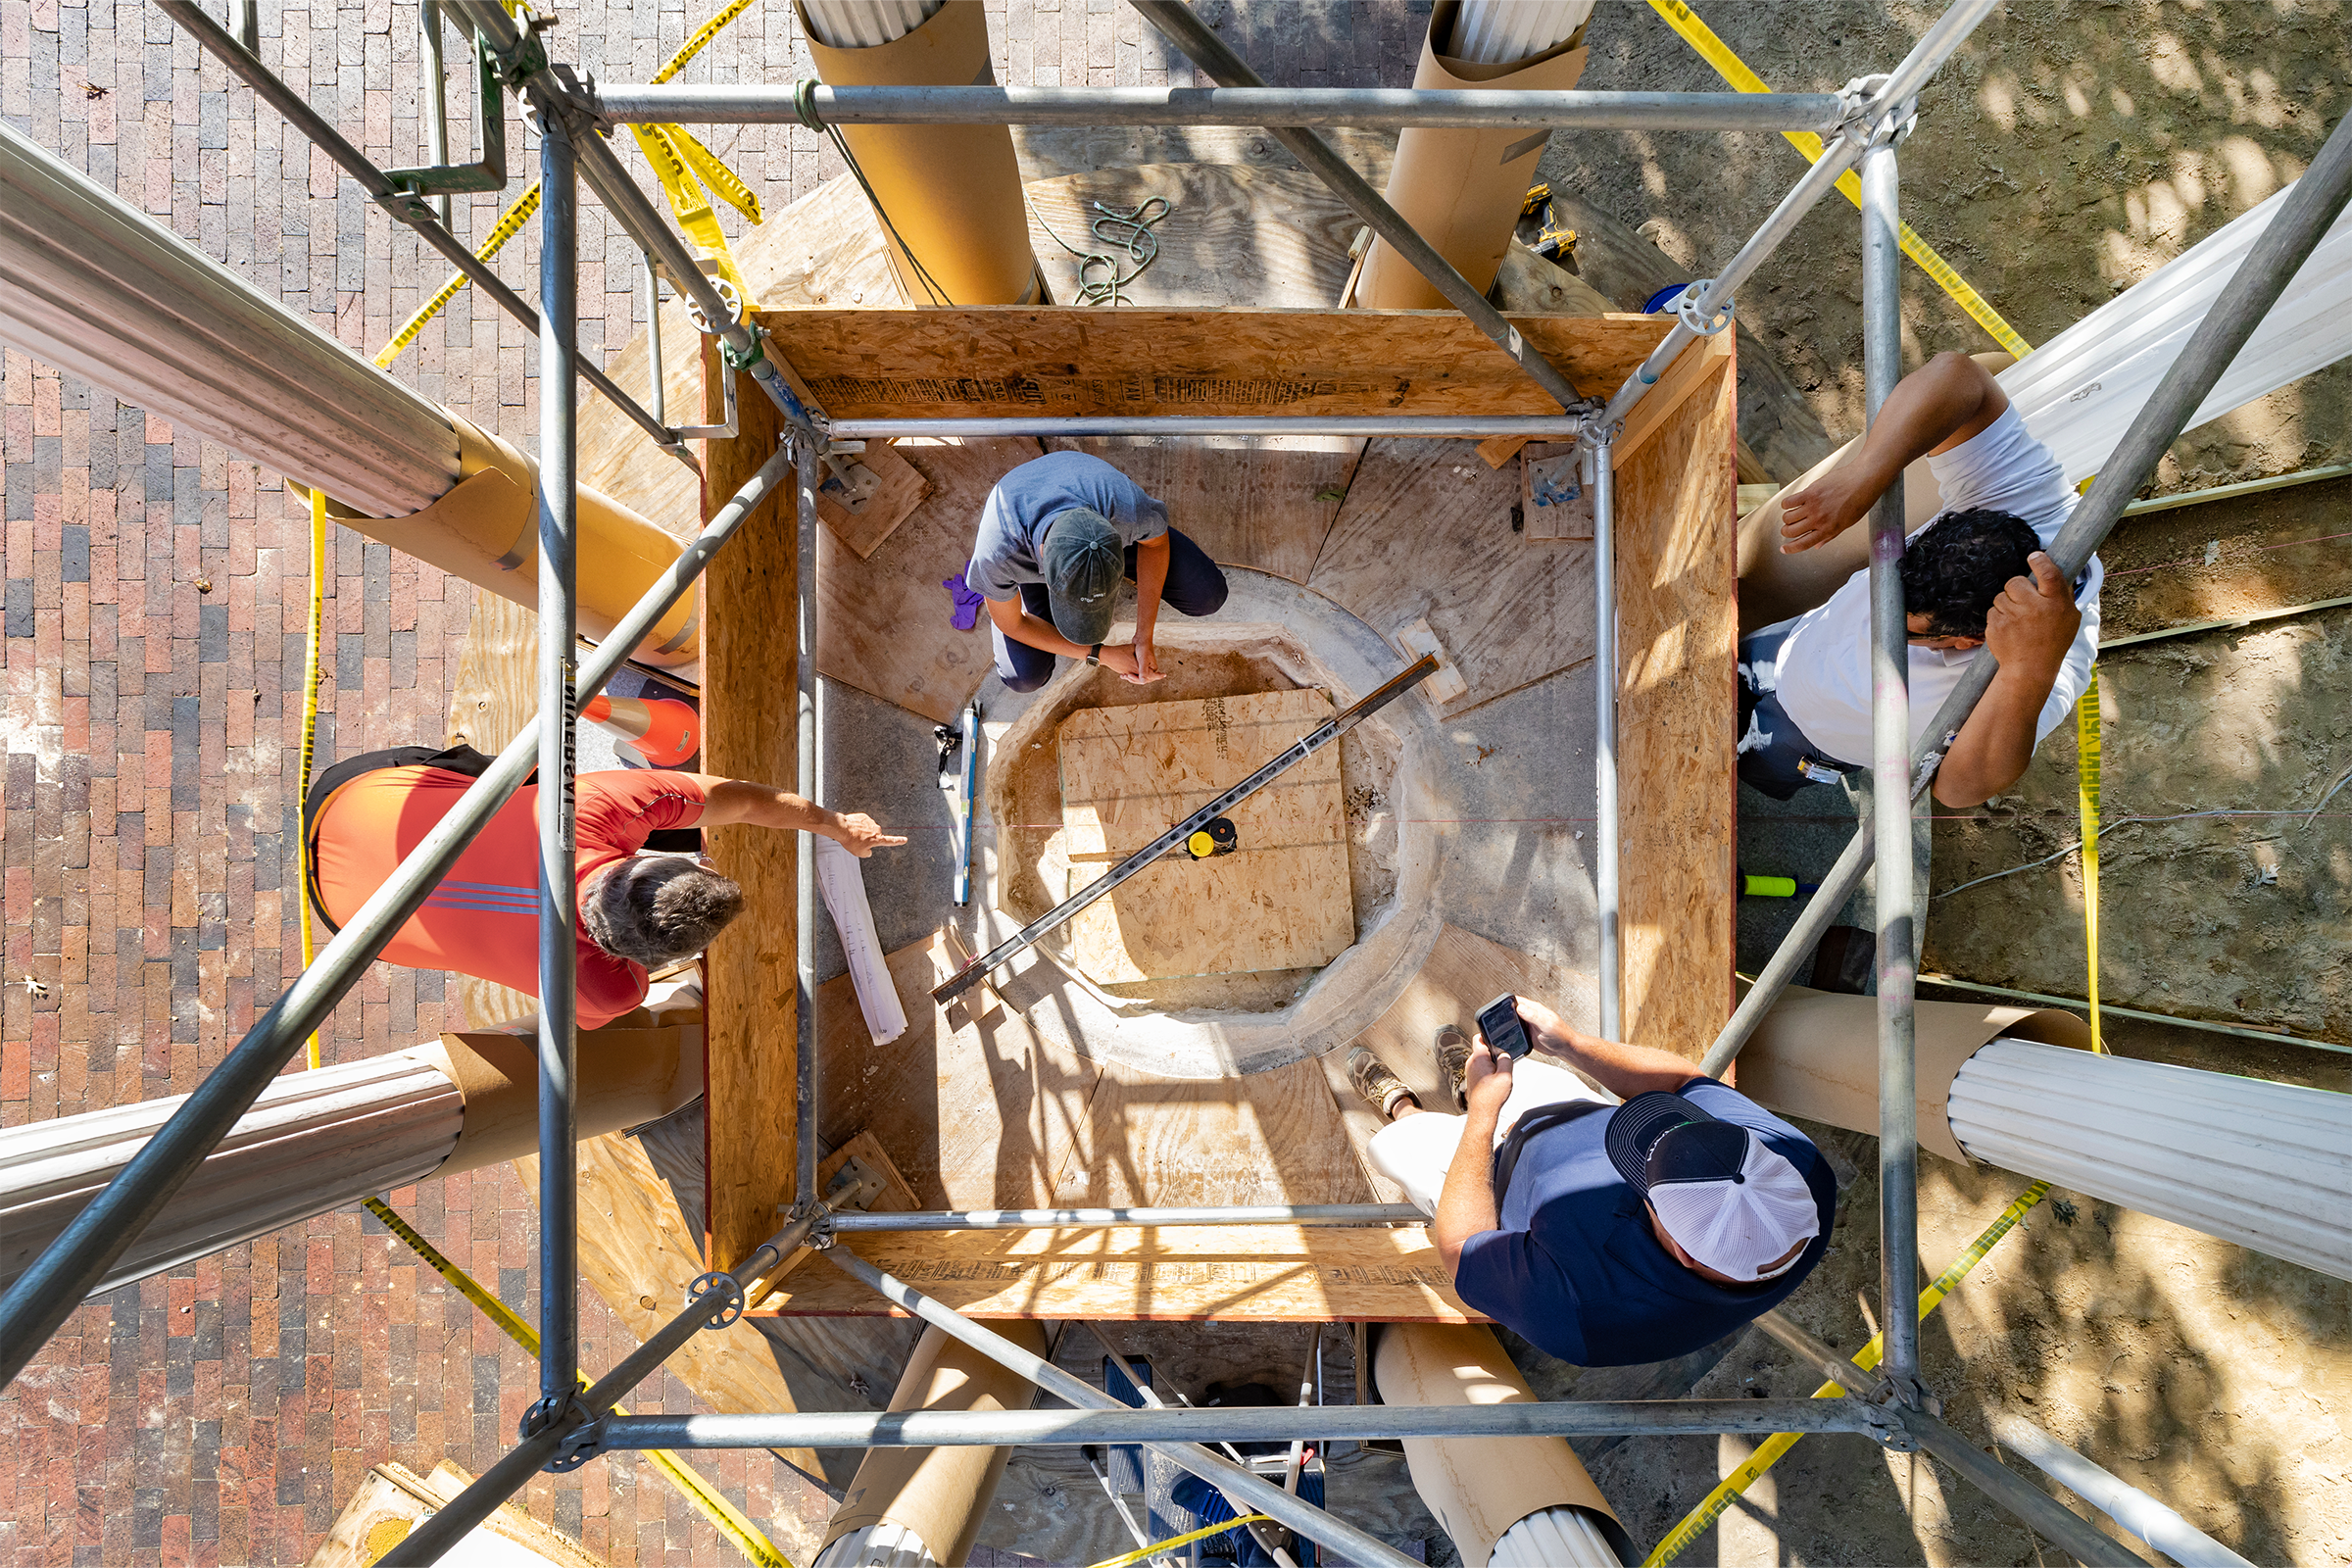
[943,571,985,632]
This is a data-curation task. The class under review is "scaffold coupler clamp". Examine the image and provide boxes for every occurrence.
[1840,74,1917,150]
[372,187,445,226]
[523,1389,596,1468]
[1674,279,1735,339]
[686,1269,749,1330]
[1857,1396,1916,1451]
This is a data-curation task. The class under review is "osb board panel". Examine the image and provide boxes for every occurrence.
[1612,349,1738,1059]
[812,933,1106,1211]
[699,383,802,1272]
[1055,1054,1378,1209]
[1320,923,1601,1205]
[1308,439,1592,714]
[517,1134,824,1477]
[754,1224,1480,1324]
[763,309,1673,418]
[816,435,1044,724]
[1057,690,1351,981]
[1042,434,1363,586]
[1024,163,1358,309]
[815,437,931,559]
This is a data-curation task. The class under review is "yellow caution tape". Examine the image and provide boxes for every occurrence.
[296,489,327,1070]
[628,122,761,316]
[1644,1179,2052,1565]
[2077,664,2104,1053]
[1087,1514,1277,1568]
[362,1197,795,1568]
[374,0,763,368]
[375,181,542,368]
[1643,0,2034,360]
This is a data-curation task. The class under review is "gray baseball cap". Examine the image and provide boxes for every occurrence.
[1040,508,1124,646]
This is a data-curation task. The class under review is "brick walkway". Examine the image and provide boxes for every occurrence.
[0,1,1419,1563]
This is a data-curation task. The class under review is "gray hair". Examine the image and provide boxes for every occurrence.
[580,856,745,967]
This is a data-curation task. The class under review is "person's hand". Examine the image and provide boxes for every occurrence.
[1463,1038,1514,1119]
[1983,551,2081,678]
[1778,466,1876,553]
[1510,994,1570,1055]
[828,811,908,858]
[1095,642,1143,683]
[1130,633,1164,685]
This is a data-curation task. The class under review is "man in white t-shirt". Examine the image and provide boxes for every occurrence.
[1737,352,2100,808]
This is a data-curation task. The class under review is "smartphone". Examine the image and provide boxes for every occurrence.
[1476,992,1534,1060]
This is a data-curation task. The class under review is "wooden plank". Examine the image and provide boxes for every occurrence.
[699,355,801,1272]
[1057,690,1352,981]
[813,933,1105,1211]
[1613,328,1735,471]
[1308,439,1592,714]
[763,308,1674,419]
[1517,441,1592,542]
[1042,433,1364,586]
[815,435,1043,724]
[814,438,932,560]
[751,1224,1481,1324]
[1024,164,1359,309]
[1613,344,1739,1058]
[1320,923,1600,1204]
[1056,1054,1378,1208]
[1388,618,1469,705]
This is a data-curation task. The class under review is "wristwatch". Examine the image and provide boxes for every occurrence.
[1086,644,1102,665]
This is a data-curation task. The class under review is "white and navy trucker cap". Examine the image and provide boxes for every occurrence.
[1604,1091,1821,1283]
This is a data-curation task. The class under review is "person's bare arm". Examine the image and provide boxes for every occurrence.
[982,594,1152,683]
[1434,1042,1512,1275]
[1929,552,2082,808]
[1512,995,1704,1100]
[1779,352,2010,554]
[1128,534,1171,683]
[691,776,907,857]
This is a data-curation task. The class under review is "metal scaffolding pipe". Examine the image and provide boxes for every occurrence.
[795,434,823,1212]
[1705,101,2352,1078]
[592,1397,1886,1449]
[596,82,1849,132]
[154,0,680,458]
[826,1202,1426,1231]
[0,122,459,517]
[533,113,583,1408]
[821,1247,1427,1568]
[1988,1412,2260,1568]
[1128,0,1587,418]
[1897,1406,2150,1568]
[1751,1309,1896,1403]
[0,442,797,1393]
[823,416,1591,439]
[386,1198,832,1565]
[1861,134,1924,1397]
[1589,435,1621,1037]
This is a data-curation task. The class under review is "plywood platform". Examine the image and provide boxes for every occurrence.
[1058,689,1351,982]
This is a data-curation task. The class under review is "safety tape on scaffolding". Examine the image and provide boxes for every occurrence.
[361,1197,796,1568]
[374,0,764,368]
[1643,1179,2053,1565]
[1087,1513,1276,1568]
[1642,0,2034,360]
[629,121,763,317]
[2077,664,2106,1053]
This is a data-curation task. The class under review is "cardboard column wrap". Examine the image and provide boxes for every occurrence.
[817,1323,1049,1564]
[1733,983,2093,1166]
[1372,1322,1632,1568]
[1354,3,1588,311]
[798,0,1046,307]
[322,410,700,663]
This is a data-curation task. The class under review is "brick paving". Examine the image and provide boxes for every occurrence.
[0,1,1418,1563]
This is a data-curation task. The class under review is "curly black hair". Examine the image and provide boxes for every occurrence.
[1897,508,2045,639]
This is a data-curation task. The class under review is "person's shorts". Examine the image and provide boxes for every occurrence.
[1737,620,1862,802]
[1367,1056,1615,1216]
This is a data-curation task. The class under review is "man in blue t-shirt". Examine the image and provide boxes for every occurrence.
[965,451,1230,693]
[1347,997,1838,1367]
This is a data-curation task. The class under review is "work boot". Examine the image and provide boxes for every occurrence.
[1433,1025,1471,1112]
[1346,1046,1417,1120]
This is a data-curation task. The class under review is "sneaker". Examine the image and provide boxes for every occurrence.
[1433,1025,1471,1112]
[1346,1046,1417,1120]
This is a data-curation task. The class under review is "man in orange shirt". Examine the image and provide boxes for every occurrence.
[304,744,904,1030]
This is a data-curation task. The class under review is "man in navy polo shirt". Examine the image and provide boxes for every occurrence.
[1347,997,1837,1366]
